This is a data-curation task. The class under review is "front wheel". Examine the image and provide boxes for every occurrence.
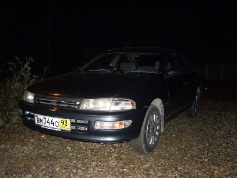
[131,105,161,153]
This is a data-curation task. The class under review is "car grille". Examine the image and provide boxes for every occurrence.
[34,95,81,109]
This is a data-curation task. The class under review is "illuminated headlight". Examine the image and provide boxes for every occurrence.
[94,120,132,130]
[23,90,34,103]
[79,98,136,111]
[111,98,136,111]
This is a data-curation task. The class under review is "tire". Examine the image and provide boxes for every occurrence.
[131,105,161,154]
[186,88,201,117]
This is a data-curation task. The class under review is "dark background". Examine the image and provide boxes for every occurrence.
[0,0,236,76]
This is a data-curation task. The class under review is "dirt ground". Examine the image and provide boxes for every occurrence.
[0,81,236,177]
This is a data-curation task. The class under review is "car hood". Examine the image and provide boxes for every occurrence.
[28,71,158,98]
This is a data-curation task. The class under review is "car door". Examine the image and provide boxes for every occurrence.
[179,56,197,104]
[166,53,191,117]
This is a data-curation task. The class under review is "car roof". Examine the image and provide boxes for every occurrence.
[106,47,177,54]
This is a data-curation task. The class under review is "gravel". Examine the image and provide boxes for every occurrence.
[0,98,236,177]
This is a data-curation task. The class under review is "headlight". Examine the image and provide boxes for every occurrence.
[79,98,136,111]
[111,98,136,111]
[23,90,34,103]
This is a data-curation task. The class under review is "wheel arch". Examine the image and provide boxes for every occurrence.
[151,98,165,132]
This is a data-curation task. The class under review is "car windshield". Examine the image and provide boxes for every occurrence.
[83,52,164,73]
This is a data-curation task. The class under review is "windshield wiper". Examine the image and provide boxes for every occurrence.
[123,70,157,74]
[88,68,112,73]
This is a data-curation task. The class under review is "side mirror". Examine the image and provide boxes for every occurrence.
[167,68,182,76]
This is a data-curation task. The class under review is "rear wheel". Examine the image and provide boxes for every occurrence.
[131,105,161,153]
[186,88,201,117]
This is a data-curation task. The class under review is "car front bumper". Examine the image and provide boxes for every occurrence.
[19,102,146,143]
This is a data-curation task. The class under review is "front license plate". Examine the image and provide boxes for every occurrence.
[35,114,71,131]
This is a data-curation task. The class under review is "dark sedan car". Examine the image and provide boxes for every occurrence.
[20,47,202,153]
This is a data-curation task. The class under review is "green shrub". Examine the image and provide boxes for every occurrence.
[0,56,46,126]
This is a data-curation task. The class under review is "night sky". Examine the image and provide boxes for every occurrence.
[1,0,236,74]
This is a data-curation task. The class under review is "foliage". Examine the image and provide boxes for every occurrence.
[0,56,47,126]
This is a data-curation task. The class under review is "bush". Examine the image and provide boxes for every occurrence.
[0,56,46,126]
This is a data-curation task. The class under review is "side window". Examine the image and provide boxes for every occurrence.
[179,56,191,72]
[166,54,181,71]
